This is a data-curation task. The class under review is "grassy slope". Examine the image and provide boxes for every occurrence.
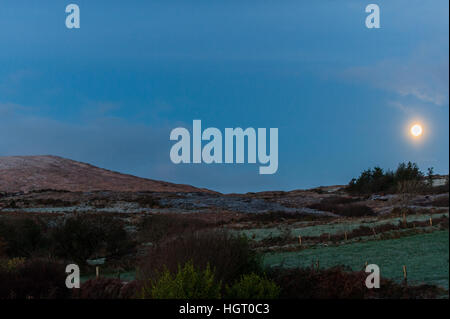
[264,230,449,289]
[237,212,448,241]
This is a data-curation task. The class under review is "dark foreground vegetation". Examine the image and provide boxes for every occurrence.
[0,213,446,299]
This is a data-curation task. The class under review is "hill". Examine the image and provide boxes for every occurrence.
[0,155,213,193]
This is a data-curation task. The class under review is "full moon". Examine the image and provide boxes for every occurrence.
[410,124,423,137]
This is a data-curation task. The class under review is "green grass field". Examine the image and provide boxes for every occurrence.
[263,230,449,289]
[236,212,448,241]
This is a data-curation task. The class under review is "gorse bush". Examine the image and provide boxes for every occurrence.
[141,261,221,299]
[348,162,426,194]
[225,273,280,299]
[139,230,262,286]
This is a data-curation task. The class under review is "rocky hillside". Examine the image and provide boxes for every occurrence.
[0,155,212,193]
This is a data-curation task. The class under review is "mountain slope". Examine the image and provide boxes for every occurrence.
[0,155,213,193]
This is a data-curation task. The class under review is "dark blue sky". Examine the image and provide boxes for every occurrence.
[0,0,448,193]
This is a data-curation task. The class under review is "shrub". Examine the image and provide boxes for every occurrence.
[0,259,70,299]
[137,214,210,244]
[141,261,221,299]
[439,217,449,229]
[308,200,375,217]
[268,266,445,299]
[427,183,449,194]
[225,273,280,299]
[50,216,102,264]
[335,204,375,217]
[0,237,7,257]
[0,257,26,272]
[73,277,138,299]
[0,217,46,257]
[240,211,329,224]
[138,230,262,286]
[396,179,425,195]
[50,215,133,265]
[430,195,449,207]
[119,280,143,299]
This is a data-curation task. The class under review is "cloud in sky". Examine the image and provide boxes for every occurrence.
[0,102,28,116]
[0,103,166,166]
[341,50,449,107]
[0,103,273,193]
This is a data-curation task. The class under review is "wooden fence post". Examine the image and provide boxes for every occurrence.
[96,266,99,278]
[403,265,407,285]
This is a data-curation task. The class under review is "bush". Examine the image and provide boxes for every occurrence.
[74,278,143,299]
[225,273,280,299]
[140,261,221,299]
[50,215,133,265]
[430,195,449,207]
[138,214,210,244]
[0,237,7,257]
[268,266,445,299]
[73,277,138,299]
[308,199,375,217]
[0,257,26,272]
[427,183,449,194]
[138,230,262,286]
[0,217,46,257]
[0,259,70,299]
[335,204,375,217]
[240,211,329,224]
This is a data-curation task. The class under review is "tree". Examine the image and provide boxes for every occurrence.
[347,162,425,194]
[427,167,434,186]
